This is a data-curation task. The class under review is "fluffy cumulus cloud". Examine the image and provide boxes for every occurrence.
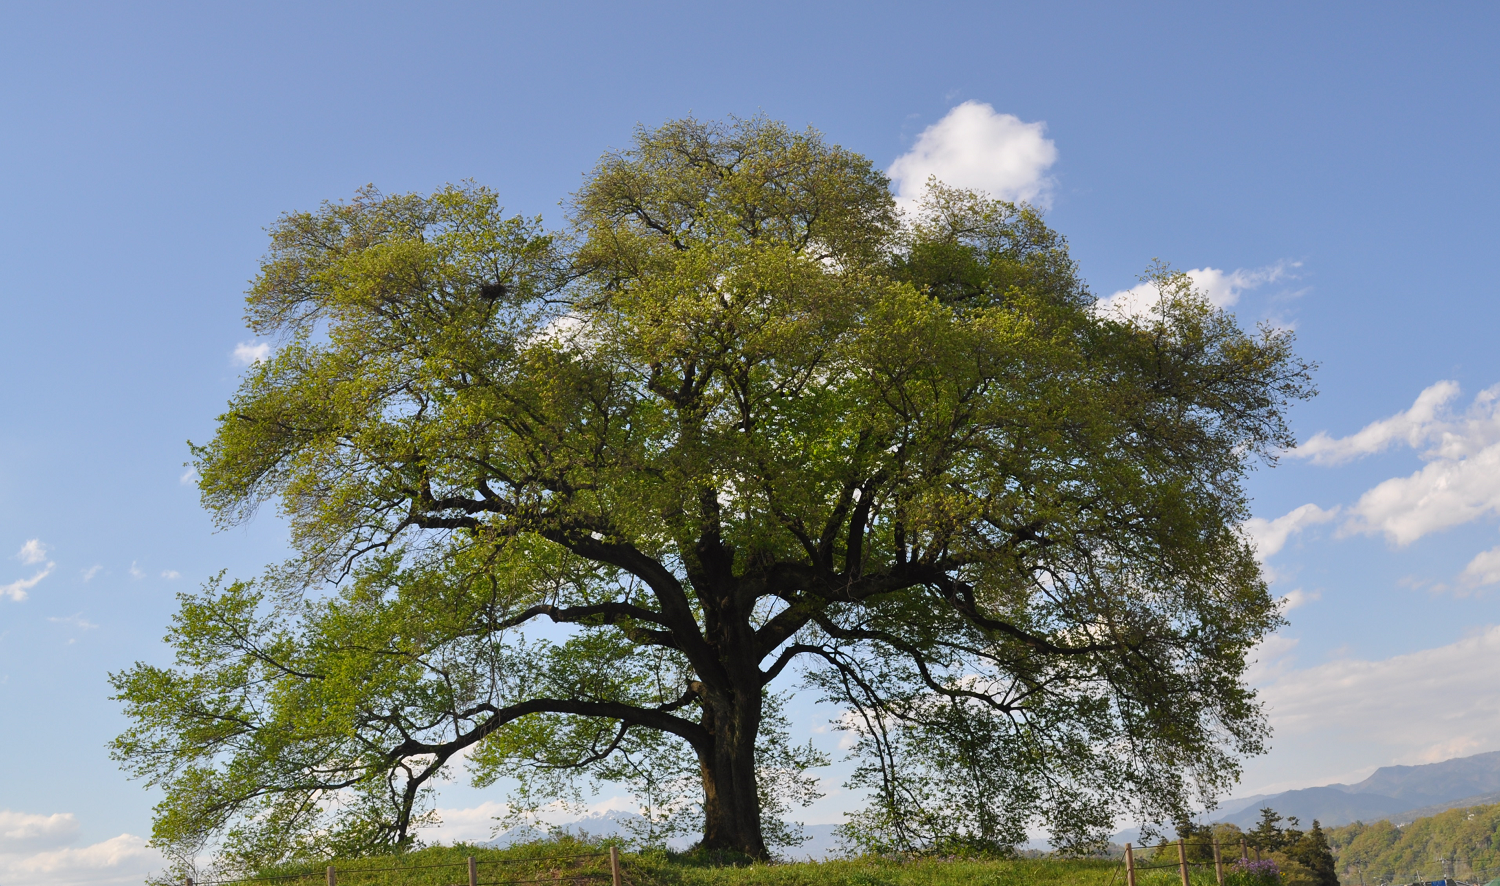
[17,539,49,565]
[232,341,272,365]
[1097,261,1298,321]
[0,810,160,886]
[1295,382,1500,545]
[1254,627,1500,768]
[1461,546,1500,588]
[887,101,1057,212]
[0,810,79,848]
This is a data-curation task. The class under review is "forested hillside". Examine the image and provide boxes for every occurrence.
[1326,802,1500,883]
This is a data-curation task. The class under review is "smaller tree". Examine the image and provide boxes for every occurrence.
[1249,807,1289,850]
[1283,820,1339,886]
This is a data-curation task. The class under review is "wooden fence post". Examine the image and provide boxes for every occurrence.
[326,866,336,886]
[1178,837,1190,886]
[610,846,622,886]
[1125,843,1137,886]
[467,856,478,886]
[1214,837,1224,886]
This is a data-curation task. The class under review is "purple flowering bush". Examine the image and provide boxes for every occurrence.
[1224,858,1282,886]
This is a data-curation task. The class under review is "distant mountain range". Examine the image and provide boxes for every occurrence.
[1210,750,1500,829]
[480,750,1500,857]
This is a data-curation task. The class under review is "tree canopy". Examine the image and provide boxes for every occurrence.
[111,116,1314,867]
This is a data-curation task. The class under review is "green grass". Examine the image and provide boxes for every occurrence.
[239,838,1247,886]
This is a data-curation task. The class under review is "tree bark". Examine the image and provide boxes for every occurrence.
[696,687,767,858]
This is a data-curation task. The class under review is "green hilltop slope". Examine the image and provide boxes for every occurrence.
[1325,802,1500,883]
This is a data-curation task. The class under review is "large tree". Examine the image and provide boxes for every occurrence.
[112,117,1312,865]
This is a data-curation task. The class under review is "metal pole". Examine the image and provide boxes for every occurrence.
[1179,838,1191,886]
[1214,837,1224,886]
[468,856,478,886]
[1126,843,1137,886]
[610,846,622,886]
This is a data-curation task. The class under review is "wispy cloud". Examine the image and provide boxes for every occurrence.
[1098,262,1299,321]
[127,562,144,580]
[1292,380,1466,466]
[47,614,99,631]
[160,570,180,580]
[1279,588,1320,611]
[80,565,101,582]
[232,341,272,365]
[1255,626,1500,769]
[179,467,198,485]
[16,540,49,566]
[2,563,53,602]
[888,101,1058,212]
[1242,503,1339,562]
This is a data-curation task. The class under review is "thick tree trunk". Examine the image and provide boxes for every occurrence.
[696,690,767,858]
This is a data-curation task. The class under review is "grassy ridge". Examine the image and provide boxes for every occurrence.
[239,839,1248,886]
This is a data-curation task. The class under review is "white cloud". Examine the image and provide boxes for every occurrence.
[80,565,101,582]
[232,341,272,365]
[0,833,161,886]
[1294,380,1465,466]
[161,570,180,580]
[1344,446,1500,545]
[0,810,79,850]
[179,467,198,485]
[2,563,53,602]
[1255,626,1500,769]
[1460,545,1500,588]
[1241,503,1339,561]
[424,800,510,843]
[0,810,160,886]
[48,614,99,631]
[1097,262,1297,321]
[16,540,49,565]
[887,101,1058,212]
[1287,382,1500,547]
[1279,588,1320,611]
[127,562,144,580]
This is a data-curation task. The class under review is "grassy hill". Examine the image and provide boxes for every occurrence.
[1324,801,1500,884]
[230,838,1238,886]
[195,802,1500,886]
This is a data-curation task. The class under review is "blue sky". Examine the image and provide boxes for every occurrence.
[3,2,1500,881]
